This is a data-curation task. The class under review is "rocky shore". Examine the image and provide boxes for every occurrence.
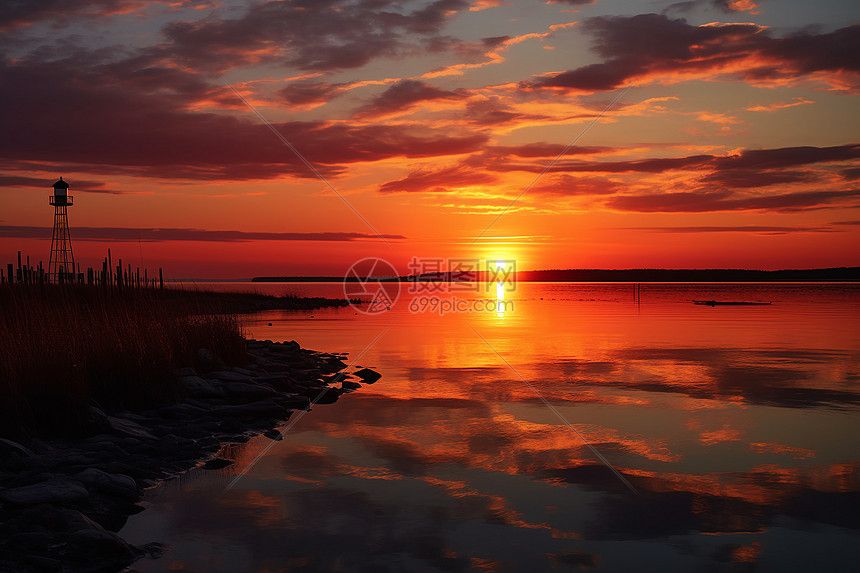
[0,339,380,573]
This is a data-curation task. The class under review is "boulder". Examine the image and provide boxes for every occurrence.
[212,400,286,419]
[0,438,35,458]
[202,458,233,470]
[105,416,157,441]
[0,478,89,505]
[210,370,253,382]
[354,368,382,383]
[180,375,224,398]
[223,381,278,400]
[65,528,141,569]
[263,429,283,441]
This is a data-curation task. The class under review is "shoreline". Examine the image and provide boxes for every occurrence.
[0,339,380,573]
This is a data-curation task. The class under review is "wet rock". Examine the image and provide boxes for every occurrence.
[304,387,341,405]
[105,416,157,441]
[202,458,233,470]
[197,347,215,369]
[9,532,52,552]
[180,375,224,398]
[0,437,35,458]
[273,394,311,409]
[0,478,89,505]
[212,400,286,419]
[354,368,382,383]
[73,468,138,501]
[224,381,278,400]
[23,554,62,571]
[66,528,142,570]
[263,429,283,441]
[210,370,253,382]
[2,337,372,573]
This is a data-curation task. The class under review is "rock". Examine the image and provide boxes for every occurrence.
[23,554,62,571]
[197,347,215,369]
[180,375,224,398]
[212,400,286,419]
[86,405,108,425]
[263,429,283,441]
[0,478,89,505]
[66,528,141,568]
[223,381,278,400]
[0,438,35,459]
[210,370,253,382]
[175,367,197,377]
[304,387,341,405]
[354,368,382,383]
[273,393,310,409]
[9,532,51,551]
[202,458,233,470]
[341,380,362,391]
[79,437,130,459]
[157,403,207,420]
[325,357,348,370]
[105,416,157,441]
[74,468,138,499]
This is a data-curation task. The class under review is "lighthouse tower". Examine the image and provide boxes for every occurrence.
[48,177,76,283]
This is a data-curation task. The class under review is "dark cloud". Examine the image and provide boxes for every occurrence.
[463,97,527,126]
[712,144,860,170]
[607,189,860,213]
[665,0,760,15]
[700,169,819,188]
[487,143,612,157]
[378,165,497,194]
[493,154,714,174]
[0,225,405,242]
[0,175,121,193]
[525,14,860,91]
[278,82,350,106]
[840,167,860,180]
[161,0,470,74]
[354,80,466,118]
[471,144,859,179]
[0,56,487,181]
[621,225,839,234]
[0,0,147,29]
[530,174,621,195]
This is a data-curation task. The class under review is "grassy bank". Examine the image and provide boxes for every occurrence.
[0,284,251,437]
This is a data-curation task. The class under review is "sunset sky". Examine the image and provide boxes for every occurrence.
[1,0,859,278]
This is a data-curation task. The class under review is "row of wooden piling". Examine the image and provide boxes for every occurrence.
[1,250,164,290]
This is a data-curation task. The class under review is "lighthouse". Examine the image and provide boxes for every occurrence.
[48,177,76,283]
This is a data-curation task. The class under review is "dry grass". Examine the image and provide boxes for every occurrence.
[0,284,247,437]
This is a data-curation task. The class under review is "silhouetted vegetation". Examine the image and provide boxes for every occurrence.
[0,284,251,437]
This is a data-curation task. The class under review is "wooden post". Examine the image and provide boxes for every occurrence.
[17,251,22,283]
[7,264,13,285]
[159,267,163,290]
[108,249,113,287]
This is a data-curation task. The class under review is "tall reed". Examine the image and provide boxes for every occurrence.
[0,284,247,437]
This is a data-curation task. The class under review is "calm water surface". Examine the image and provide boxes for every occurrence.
[123,283,860,572]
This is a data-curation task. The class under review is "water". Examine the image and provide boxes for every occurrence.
[123,283,860,572]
